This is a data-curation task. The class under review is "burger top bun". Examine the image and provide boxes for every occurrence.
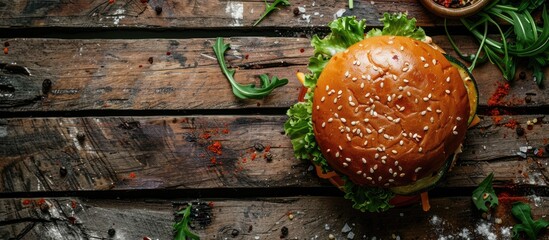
[312,36,470,187]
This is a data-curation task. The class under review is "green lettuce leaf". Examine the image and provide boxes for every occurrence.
[472,173,499,212]
[284,13,427,212]
[365,12,426,41]
[512,202,549,240]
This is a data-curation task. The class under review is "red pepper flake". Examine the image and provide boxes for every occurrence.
[244,54,249,60]
[536,148,544,157]
[222,128,229,134]
[36,198,46,206]
[138,64,143,68]
[208,201,215,208]
[504,119,518,129]
[242,158,247,163]
[207,141,222,155]
[71,200,77,209]
[265,145,271,152]
[140,0,148,3]
[3,47,8,54]
[487,82,510,106]
[166,51,171,56]
[68,216,77,224]
[201,132,211,139]
[109,0,115,4]
[299,48,305,53]
[210,157,217,165]
[250,153,257,161]
[129,172,136,179]
[22,199,31,205]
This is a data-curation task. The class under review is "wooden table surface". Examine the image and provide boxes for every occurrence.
[1,1,548,239]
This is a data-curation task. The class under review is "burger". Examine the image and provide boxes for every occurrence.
[284,13,479,212]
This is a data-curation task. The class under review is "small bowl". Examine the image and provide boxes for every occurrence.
[420,0,492,19]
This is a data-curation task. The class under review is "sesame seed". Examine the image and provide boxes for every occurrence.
[343,162,348,167]
[369,98,374,104]
[424,63,429,68]
[398,86,404,91]
[367,75,372,81]
[392,74,398,80]
[418,147,423,153]
[364,118,369,123]
[367,177,373,180]
[402,132,408,137]
[397,94,403,99]
[362,158,367,164]
[393,172,398,177]
[403,79,409,83]
[344,71,350,78]
[356,61,361,66]
[388,179,395,183]
[415,167,422,173]
[436,109,442,113]
[373,111,378,117]
[453,131,458,135]
[406,91,411,97]
[337,90,343,95]
[453,125,457,131]
[374,95,380,100]
[378,128,384,133]
[398,166,403,171]
[355,107,359,113]
[380,82,384,88]
[387,96,392,102]
[400,173,405,177]
[392,150,398,154]
[399,107,405,112]
[399,140,404,146]
[402,67,409,72]
[322,122,326,128]
[353,60,357,65]
[383,134,390,139]
[427,107,432,112]
[328,118,333,122]
[377,147,383,152]
[405,62,410,66]
[346,134,351,142]
[335,152,340,157]
[340,118,347,123]
[445,89,451,94]
[352,77,357,81]
[387,116,394,121]
[394,118,401,123]
[388,40,394,44]
[374,153,379,159]
[400,46,404,51]
[389,168,393,174]
[374,164,378,170]
[457,117,462,121]
[333,98,338,104]
[378,176,382,181]
[321,96,326,102]
[366,128,372,134]
[338,145,343,151]
[423,97,429,102]
[372,66,379,71]
[430,117,434,123]
[356,171,362,175]
[337,105,343,110]
[428,93,432,99]
[363,140,368,146]
[432,59,437,65]
[360,82,365,89]
[345,157,351,162]
[394,161,399,166]
[349,102,356,107]
[420,56,426,62]
[351,121,357,126]
[345,127,350,132]
[370,168,374,173]
[316,106,320,110]
[446,76,451,82]
[423,126,429,131]
[421,111,427,116]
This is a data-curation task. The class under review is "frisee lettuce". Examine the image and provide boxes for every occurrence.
[284,13,426,212]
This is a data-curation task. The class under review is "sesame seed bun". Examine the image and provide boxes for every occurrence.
[312,36,470,187]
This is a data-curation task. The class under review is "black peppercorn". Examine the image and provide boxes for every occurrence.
[293,8,300,15]
[280,226,289,238]
[148,57,154,64]
[525,95,532,103]
[155,6,162,15]
[516,126,525,136]
[76,132,86,143]
[59,166,68,177]
[108,228,116,236]
[42,79,52,95]
[231,229,239,237]
[3,41,9,47]
[40,202,50,212]
[253,143,265,152]
[264,152,273,162]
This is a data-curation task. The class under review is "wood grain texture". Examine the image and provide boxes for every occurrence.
[0,115,547,193]
[1,196,548,240]
[0,0,458,29]
[1,36,547,112]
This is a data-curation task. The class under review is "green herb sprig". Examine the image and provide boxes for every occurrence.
[212,37,288,99]
[511,202,549,240]
[253,0,290,26]
[349,0,354,9]
[445,1,549,85]
[472,173,499,212]
[174,205,200,240]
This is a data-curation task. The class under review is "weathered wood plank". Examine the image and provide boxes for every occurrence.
[0,115,547,193]
[1,196,548,240]
[1,36,547,112]
[0,0,459,29]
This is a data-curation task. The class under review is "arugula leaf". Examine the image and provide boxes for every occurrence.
[212,37,289,99]
[472,173,498,212]
[511,202,549,240]
[446,2,549,85]
[174,205,200,240]
[253,0,290,26]
[365,12,426,41]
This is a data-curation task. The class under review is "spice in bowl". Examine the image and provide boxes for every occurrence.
[434,0,475,8]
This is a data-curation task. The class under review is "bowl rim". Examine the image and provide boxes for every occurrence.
[419,0,492,18]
